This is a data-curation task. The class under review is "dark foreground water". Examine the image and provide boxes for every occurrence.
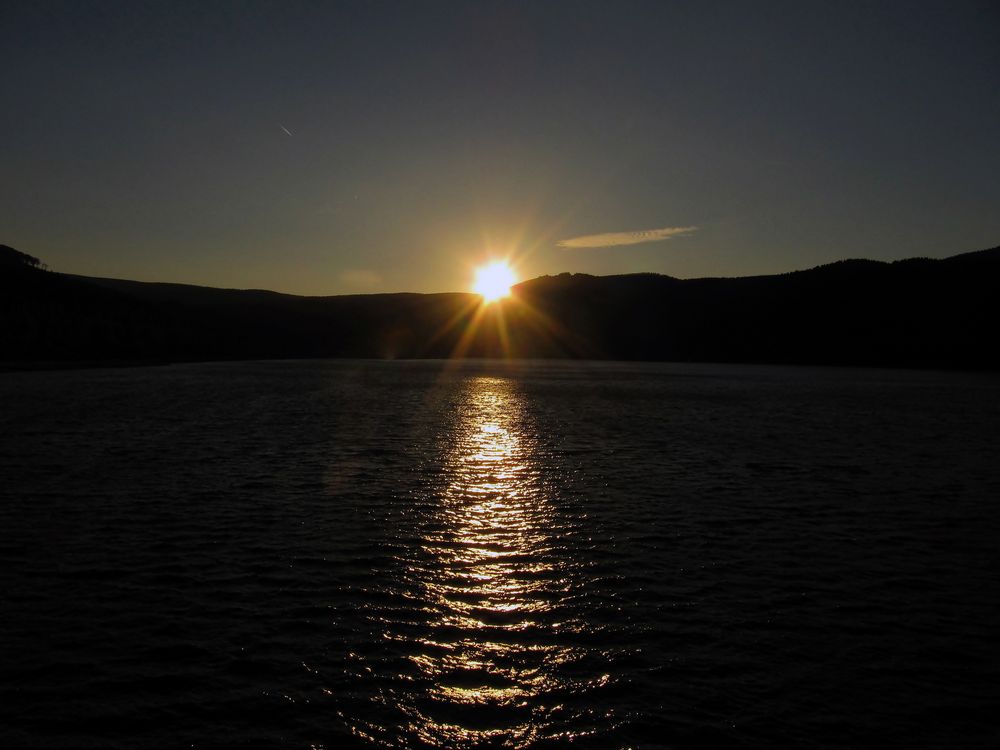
[1,360,998,749]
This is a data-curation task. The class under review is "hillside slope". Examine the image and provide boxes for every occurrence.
[2,245,997,368]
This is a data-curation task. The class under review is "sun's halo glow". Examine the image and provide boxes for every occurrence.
[472,261,516,303]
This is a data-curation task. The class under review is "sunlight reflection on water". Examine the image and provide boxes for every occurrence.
[4,361,998,748]
[391,375,592,747]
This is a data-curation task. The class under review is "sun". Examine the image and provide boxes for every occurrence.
[472,261,517,303]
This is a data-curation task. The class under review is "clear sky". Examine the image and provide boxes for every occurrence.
[2,1,998,295]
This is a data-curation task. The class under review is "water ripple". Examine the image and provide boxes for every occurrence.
[1,360,998,749]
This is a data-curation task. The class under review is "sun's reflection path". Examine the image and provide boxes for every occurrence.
[384,375,602,748]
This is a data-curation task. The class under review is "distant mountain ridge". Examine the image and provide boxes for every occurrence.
[2,244,998,369]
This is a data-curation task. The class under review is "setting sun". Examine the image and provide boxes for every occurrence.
[472,261,517,303]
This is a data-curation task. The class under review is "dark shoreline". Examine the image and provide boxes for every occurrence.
[3,355,997,376]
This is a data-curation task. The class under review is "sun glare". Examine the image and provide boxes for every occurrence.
[472,261,516,303]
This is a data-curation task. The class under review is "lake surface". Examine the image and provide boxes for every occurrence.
[1,360,998,749]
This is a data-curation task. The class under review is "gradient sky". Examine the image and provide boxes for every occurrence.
[3,1,999,295]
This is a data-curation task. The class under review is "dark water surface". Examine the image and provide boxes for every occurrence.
[1,360,998,749]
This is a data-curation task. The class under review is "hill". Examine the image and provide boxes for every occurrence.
[2,244,998,369]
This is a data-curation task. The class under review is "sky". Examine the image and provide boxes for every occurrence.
[2,0,999,295]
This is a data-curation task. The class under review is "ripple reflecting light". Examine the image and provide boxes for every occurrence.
[379,375,607,748]
[5,362,993,748]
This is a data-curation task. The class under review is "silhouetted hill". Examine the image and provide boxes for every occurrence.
[508,248,1000,367]
[2,245,998,368]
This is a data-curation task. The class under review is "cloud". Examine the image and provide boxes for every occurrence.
[557,225,697,249]
[339,269,382,290]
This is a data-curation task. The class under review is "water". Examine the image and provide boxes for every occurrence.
[1,360,998,749]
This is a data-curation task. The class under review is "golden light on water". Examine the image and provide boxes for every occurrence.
[472,261,517,303]
[325,372,616,746]
[397,375,592,747]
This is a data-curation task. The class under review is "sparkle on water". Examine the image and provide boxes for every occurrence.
[375,375,604,747]
[4,361,997,749]
[472,262,517,303]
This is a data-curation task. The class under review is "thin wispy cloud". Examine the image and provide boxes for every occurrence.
[557,225,697,249]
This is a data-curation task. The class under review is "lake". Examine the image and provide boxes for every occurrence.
[1,360,998,748]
